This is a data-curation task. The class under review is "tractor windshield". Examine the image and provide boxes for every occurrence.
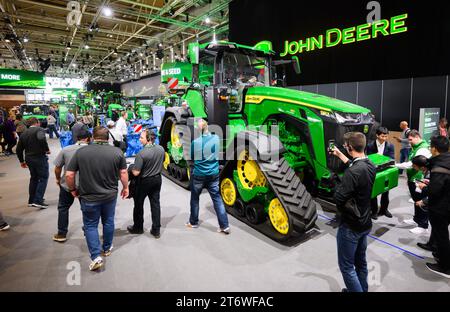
[222,51,270,87]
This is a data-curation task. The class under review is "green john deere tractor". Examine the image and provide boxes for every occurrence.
[20,103,50,128]
[159,41,399,242]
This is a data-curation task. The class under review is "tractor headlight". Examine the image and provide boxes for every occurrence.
[334,112,358,124]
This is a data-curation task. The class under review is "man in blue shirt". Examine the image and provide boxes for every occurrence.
[186,119,230,234]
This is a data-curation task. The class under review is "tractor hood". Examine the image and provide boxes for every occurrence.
[23,114,47,120]
[245,86,371,114]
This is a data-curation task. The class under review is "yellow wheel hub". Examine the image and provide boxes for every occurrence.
[268,198,290,235]
[237,150,266,189]
[220,178,237,207]
[163,152,170,170]
[171,123,181,148]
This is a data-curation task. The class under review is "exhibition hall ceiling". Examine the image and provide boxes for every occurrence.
[0,0,230,82]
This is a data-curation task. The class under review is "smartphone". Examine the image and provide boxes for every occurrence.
[328,140,335,153]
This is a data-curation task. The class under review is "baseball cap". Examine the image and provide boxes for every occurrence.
[107,120,115,127]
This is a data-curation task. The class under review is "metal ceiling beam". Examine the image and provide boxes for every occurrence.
[3,13,159,41]
[15,0,193,34]
[89,0,190,72]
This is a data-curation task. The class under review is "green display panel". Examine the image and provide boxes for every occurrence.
[419,108,440,143]
[0,68,45,88]
[161,62,193,84]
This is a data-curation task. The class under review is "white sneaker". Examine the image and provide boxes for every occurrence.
[409,227,429,235]
[408,198,415,204]
[102,245,113,257]
[403,219,417,226]
[89,256,104,271]
[217,227,230,235]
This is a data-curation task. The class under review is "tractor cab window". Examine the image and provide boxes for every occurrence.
[222,52,270,113]
[222,52,269,87]
[20,105,49,116]
[198,52,215,86]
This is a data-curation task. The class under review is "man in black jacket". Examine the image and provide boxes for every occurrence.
[366,127,395,219]
[16,117,50,209]
[332,132,376,292]
[425,136,450,278]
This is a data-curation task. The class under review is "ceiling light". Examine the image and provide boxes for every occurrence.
[103,7,113,17]
[23,37,29,43]
[4,38,11,43]
[205,16,211,24]
[84,44,89,49]
[72,63,77,67]
[139,53,143,57]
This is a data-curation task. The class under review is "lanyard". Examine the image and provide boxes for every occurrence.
[93,141,109,146]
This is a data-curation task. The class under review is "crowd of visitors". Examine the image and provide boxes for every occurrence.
[0,107,449,286]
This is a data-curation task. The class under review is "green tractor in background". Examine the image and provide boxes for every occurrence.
[159,41,399,242]
[20,103,49,128]
[135,101,153,120]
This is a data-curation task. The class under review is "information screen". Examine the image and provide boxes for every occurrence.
[229,0,450,85]
[0,68,45,88]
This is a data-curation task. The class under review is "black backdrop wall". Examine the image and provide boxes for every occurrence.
[229,0,450,129]
[86,82,121,93]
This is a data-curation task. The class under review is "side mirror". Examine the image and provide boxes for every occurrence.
[188,42,200,65]
[292,56,301,75]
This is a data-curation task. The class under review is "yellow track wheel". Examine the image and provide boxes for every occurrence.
[163,152,170,170]
[220,178,237,207]
[268,198,290,235]
[171,123,182,148]
[237,150,266,189]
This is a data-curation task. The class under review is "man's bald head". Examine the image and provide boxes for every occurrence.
[400,121,408,130]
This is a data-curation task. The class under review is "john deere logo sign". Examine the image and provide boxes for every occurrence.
[1,74,20,80]
[280,13,408,57]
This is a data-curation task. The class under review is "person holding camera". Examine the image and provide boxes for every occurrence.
[127,129,165,238]
[425,136,450,278]
[410,156,436,254]
[331,132,376,292]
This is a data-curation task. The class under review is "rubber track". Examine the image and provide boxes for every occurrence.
[263,157,318,232]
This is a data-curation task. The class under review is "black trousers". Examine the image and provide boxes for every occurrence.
[26,155,49,205]
[429,211,450,270]
[370,191,389,215]
[133,175,162,233]
[407,181,428,228]
[57,187,76,235]
[6,138,16,153]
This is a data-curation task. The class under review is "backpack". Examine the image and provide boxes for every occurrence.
[108,130,127,152]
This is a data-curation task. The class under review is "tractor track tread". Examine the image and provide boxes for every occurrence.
[260,157,318,232]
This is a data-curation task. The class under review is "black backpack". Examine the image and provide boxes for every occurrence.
[108,130,127,152]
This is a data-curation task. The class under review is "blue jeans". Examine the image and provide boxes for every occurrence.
[190,175,229,229]
[57,187,76,235]
[48,124,60,139]
[26,156,49,205]
[80,198,117,260]
[399,148,411,174]
[337,225,371,292]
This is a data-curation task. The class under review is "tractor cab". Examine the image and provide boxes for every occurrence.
[191,42,273,132]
